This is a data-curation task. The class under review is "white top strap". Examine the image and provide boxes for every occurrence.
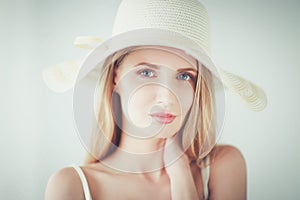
[71,165,92,200]
[201,156,210,200]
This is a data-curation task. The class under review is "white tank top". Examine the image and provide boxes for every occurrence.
[71,157,210,200]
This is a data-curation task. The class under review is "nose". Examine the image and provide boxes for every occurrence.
[155,85,174,107]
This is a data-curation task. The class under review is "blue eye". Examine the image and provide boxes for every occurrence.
[138,69,156,78]
[177,73,191,81]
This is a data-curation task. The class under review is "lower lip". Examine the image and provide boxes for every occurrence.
[151,115,176,124]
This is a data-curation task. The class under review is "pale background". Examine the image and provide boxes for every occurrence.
[1,0,299,199]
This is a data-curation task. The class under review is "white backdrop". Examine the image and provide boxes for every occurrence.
[1,0,299,199]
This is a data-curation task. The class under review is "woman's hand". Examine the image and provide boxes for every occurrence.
[163,136,200,200]
[163,136,190,175]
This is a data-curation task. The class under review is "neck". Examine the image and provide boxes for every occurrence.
[118,132,166,153]
[103,132,167,181]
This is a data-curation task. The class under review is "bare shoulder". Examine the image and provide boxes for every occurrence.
[208,145,247,200]
[210,145,246,167]
[45,166,85,200]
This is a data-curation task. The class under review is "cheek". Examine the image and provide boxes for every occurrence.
[128,87,153,109]
[172,84,195,117]
[117,81,155,127]
[117,82,154,112]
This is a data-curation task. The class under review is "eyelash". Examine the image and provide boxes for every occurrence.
[177,72,194,81]
[137,68,157,78]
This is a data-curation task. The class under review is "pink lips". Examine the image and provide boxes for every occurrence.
[150,112,176,124]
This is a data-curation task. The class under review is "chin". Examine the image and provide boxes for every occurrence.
[155,131,178,139]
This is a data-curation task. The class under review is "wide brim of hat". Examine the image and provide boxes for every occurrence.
[43,28,267,111]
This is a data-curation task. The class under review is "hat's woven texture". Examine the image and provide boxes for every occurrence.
[113,0,211,54]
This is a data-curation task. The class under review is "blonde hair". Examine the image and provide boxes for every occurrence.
[84,46,216,167]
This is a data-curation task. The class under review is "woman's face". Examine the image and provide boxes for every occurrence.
[113,47,198,139]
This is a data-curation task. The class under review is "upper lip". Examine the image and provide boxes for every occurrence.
[150,112,176,118]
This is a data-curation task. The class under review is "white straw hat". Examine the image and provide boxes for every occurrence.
[43,0,267,111]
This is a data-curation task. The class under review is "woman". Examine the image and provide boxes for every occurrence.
[44,0,266,199]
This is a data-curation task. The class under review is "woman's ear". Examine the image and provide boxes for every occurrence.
[113,69,120,94]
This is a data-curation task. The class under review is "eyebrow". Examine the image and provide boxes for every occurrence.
[134,62,198,73]
[134,62,159,69]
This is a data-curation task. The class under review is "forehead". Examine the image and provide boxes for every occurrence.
[120,46,198,70]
